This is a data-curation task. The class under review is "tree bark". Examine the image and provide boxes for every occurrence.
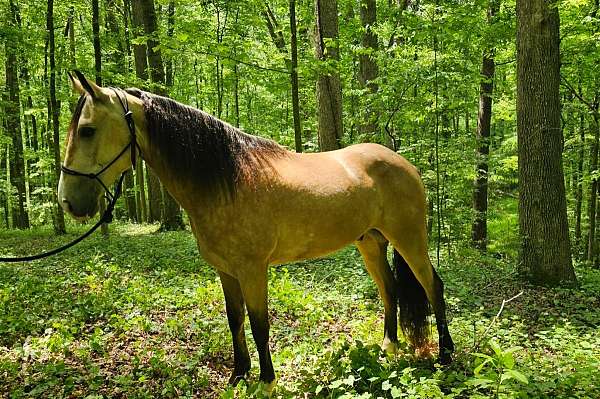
[290,0,302,152]
[161,0,185,231]
[139,0,183,230]
[136,0,163,223]
[516,0,575,285]
[315,0,343,151]
[131,0,149,82]
[131,0,149,222]
[91,0,109,237]
[105,0,137,222]
[358,0,381,145]
[471,0,499,251]
[574,108,585,250]
[5,0,29,229]
[587,112,599,264]
[47,0,66,234]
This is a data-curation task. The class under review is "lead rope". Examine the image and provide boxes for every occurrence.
[0,89,137,263]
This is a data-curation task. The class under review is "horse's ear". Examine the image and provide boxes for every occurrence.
[67,71,86,96]
[72,70,105,100]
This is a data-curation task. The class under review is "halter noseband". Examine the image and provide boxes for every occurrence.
[61,88,141,218]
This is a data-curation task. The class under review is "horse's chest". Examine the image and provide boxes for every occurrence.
[189,211,275,273]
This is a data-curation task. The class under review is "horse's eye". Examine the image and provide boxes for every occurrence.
[79,126,95,138]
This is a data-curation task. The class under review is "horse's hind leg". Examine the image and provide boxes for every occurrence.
[356,230,399,354]
[384,225,454,363]
[218,271,251,385]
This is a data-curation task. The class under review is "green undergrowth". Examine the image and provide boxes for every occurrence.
[0,223,599,398]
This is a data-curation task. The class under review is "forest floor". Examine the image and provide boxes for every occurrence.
[0,222,599,398]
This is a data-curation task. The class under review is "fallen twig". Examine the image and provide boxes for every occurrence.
[474,291,524,350]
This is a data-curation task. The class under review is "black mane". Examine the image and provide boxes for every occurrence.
[125,89,286,200]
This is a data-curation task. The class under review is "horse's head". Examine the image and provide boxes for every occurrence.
[58,71,135,221]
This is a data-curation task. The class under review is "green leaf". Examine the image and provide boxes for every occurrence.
[382,380,392,391]
[504,369,529,384]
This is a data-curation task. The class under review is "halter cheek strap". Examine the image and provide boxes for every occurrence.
[60,87,139,218]
[0,89,142,263]
[60,88,141,203]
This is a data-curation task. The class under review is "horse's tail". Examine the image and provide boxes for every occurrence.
[393,249,431,348]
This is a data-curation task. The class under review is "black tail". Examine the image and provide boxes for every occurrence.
[393,249,431,348]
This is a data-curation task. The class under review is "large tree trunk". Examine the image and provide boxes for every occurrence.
[516,0,575,285]
[290,0,302,152]
[315,0,343,151]
[471,0,499,251]
[134,0,163,223]
[47,0,66,234]
[358,0,382,145]
[5,0,29,229]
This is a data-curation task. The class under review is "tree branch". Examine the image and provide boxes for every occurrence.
[474,291,523,350]
[561,74,597,112]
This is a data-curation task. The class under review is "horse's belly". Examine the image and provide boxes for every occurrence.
[268,219,368,264]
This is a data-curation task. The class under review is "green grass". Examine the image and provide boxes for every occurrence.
[0,221,599,398]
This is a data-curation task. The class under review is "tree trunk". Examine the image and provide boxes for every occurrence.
[315,0,343,151]
[471,0,498,251]
[47,0,66,234]
[131,0,149,82]
[91,0,109,237]
[160,0,185,231]
[516,0,575,285]
[139,0,165,96]
[358,0,381,145]
[136,157,147,222]
[587,112,599,264]
[146,168,162,223]
[134,0,180,230]
[106,0,137,222]
[290,0,302,153]
[5,0,29,229]
[574,108,585,250]
[130,0,149,223]
[68,6,76,70]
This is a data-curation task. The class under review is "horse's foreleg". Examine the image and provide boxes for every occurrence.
[355,230,399,354]
[219,271,251,385]
[238,268,276,388]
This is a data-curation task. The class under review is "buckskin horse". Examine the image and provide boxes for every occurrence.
[58,71,454,391]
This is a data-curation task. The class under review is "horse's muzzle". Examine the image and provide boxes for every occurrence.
[58,175,102,219]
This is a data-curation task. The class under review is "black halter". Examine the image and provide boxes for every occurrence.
[61,88,140,203]
[0,88,140,263]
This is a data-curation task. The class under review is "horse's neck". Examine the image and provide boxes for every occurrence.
[130,98,203,213]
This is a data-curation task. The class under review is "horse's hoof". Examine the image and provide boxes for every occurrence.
[260,378,277,397]
[381,338,399,355]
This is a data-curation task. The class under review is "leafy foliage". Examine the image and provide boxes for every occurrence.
[1,222,599,398]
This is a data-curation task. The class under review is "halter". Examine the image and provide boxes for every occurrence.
[0,89,141,263]
[61,88,140,204]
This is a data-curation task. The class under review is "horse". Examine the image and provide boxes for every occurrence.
[58,71,454,391]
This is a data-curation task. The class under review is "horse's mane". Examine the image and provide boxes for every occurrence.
[125,88,287,201]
